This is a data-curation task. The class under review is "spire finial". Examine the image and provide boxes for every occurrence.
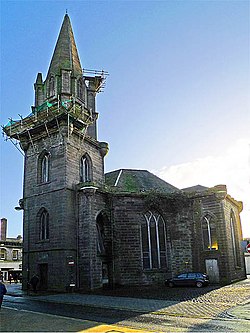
[66,9,68,14]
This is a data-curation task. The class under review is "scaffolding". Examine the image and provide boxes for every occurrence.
[2,69,109,154]
[2,97,97,155]
[82,69,109,93]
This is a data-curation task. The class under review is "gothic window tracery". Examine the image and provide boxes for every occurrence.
[141,211,167,270]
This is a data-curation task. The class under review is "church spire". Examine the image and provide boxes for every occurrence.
[46,14,82,79]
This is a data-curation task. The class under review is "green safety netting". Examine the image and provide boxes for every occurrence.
[61,99,72,108]
[33,101,57,113]
[5,119,18,127]
[4,99,88,128]
[4,112,33,128]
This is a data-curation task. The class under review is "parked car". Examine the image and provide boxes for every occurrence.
[165,272,209,288]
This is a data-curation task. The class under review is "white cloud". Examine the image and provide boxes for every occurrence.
[153,138,250,238]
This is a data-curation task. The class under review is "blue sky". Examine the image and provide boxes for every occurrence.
[0,0,249,237]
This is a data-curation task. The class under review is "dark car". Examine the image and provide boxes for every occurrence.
[165,272,209,288]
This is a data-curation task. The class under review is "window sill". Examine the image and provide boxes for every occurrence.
[37,181,51,186]
[202,249,218,252]
[37,239,50,243]
[143,268,167,273]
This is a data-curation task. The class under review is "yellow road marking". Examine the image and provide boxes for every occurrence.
[79,323,158,333]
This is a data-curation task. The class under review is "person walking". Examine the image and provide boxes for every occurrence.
[0,281,7,309]
[30,274,39,293]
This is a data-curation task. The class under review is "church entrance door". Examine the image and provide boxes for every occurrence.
[205,259,219,283]
[39,263,48,290]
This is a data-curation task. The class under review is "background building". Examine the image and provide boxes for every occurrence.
[3,15,246,292]
[0,218,23,282]
[242,238,250,275]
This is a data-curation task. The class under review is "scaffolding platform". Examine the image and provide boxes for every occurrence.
[2,99,96,140]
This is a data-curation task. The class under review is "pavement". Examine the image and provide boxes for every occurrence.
[1,279,250,332]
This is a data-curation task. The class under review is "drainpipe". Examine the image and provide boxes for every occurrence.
[109,194,115,289]
[75,188,80,290]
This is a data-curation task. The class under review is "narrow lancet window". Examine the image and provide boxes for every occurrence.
[202,215,218,250]
[41,154,49,183]
[77,79,84,100]
[48,75,55,97]
[40,210,49,241]
[80,154,92,182]
[230,211,241,267]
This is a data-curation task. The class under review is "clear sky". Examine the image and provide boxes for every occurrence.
[0,0,249,238]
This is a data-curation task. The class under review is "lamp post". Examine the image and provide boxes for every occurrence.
[15,199,26,292]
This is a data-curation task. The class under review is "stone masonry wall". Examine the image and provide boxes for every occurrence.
[223,197,245,282]
[22,124,105,291]
[66,134,104,187]
[78,189,109,290]
[110,194,194,286]
[192,193,246,285]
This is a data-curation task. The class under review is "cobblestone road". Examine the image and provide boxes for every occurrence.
[91,278,250,320]
[4,279,250,332]
[153,279,250,320]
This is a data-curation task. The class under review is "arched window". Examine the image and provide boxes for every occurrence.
[202,215,218,250]
[80,154,92,182]
[77,79,84,100]
[96,214,106,255]
[41,154,50,183]
[141,211,167,270]
[48,75,55,97]
[40,209,49,241]
[230,211,241,267]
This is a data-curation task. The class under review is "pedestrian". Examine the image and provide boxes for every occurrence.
[0,281,7,309]
[30,274,39,293]
[8,273,12,284]
[14,273,18,284]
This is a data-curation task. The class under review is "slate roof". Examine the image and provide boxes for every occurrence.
[105,169,179,194]
[182,185,208,193]
[46,14,82,79]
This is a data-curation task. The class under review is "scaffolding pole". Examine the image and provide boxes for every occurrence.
[27,128,37,154]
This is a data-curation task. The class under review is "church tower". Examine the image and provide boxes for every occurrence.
[3,14,109,291]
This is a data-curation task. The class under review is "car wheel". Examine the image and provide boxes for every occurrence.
[169,282,174,288]
[196,281,203,288]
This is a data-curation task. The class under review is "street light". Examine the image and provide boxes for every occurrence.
[15,199,24,211]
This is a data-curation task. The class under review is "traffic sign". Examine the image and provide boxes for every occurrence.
[247,243,250,253]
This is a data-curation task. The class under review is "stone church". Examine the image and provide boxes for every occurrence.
[3,14,246,291]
